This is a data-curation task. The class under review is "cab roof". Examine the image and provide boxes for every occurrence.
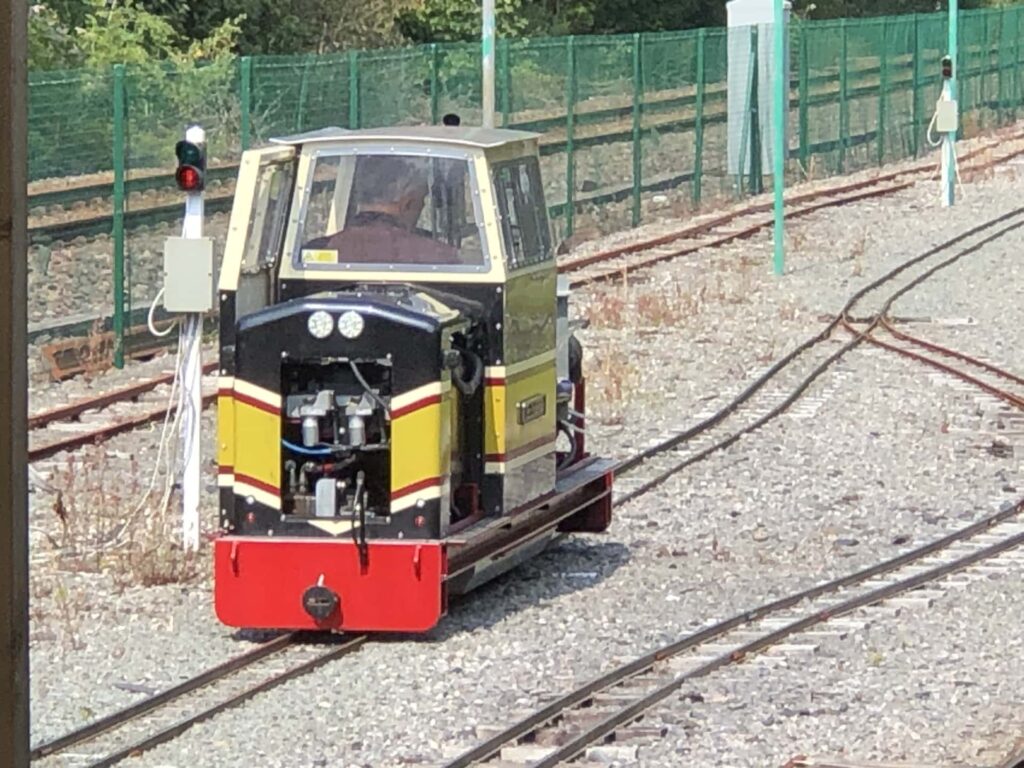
[269,125,539,150]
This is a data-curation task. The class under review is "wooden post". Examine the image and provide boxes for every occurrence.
[0,0,30,764]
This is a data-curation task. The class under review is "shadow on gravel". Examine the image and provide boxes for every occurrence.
[427,537,632,641]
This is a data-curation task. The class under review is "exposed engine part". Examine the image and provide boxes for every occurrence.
[315,477,337,518]
[345,393,375,447]
[282,359,391,520]
[350,360,390,417]
[556,420,579,471]
[453,348,483,396]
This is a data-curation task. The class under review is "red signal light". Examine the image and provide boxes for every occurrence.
[175,165,202,191]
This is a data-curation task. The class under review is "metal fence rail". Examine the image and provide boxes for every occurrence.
[22,5,1024,364]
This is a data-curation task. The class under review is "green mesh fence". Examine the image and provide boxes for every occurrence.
[22,5,1024,363]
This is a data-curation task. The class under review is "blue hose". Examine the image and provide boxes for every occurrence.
[281,439,336,456]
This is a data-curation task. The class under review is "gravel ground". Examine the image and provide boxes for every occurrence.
[27,131,1024,764]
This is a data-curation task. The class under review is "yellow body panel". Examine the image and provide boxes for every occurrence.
[232,400,281,490]
[217,393,235,471]
[391,394,450,494]
[485,358,556,462]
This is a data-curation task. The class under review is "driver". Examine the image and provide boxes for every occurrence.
[311,156,459,265]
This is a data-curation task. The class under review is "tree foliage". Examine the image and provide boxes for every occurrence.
[27,0,1023,69]
[29,0,242,69]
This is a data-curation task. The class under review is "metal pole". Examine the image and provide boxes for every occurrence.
[0,0,30,761]
[112,64,127,368]
[772,0,786,275]
[240,56,252,151]
[181,125,204,552]
[630,33,643,228]
[942,0,958,207]
[482,0,495,128]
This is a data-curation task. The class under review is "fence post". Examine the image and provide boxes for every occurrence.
[912,14,921,158]
[565,36,576,238]
[798,25,809,173]
[500,38,511,127]
[979,11,988,128]
[631,33,643,228]
[296,54,313,132]
[348,50,361,128]
[112,64,127,369]
[430,44,440,124]
[1015,7,1024,114]
[240,56,252,151]
[877,19,887,166]
[838,19,848,173]
[693,27,707,208]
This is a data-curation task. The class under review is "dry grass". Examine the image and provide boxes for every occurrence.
[585,346,641,426]
[35,448,204,590]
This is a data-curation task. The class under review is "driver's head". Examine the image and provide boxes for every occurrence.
[354,156,429,229]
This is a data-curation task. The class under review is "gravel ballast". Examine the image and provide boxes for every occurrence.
[27,136,1024,766]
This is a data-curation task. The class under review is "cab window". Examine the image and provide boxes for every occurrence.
[242,160,294,272]
[295,152,485,269]
[493,158,552,270]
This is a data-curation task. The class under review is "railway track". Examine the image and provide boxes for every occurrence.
[442,502,1024,767]
[27,361,216,462]
[842,316,1024,412]
[440,205,1024,767]
[31,633,365,767]
[608,205,1024,505]
[559,129,1024,288]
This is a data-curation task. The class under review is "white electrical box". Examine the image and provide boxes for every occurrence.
[163,236,214,313]
[936,99,959,133]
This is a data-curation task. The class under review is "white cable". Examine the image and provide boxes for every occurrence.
[148,287,178,337]
[106,330,188,546]
[926,110,943,148]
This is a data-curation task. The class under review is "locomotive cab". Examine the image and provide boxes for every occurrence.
[214,127,613,633]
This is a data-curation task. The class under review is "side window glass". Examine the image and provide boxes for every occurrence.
[494,158,552,271]
[242,161,295,272]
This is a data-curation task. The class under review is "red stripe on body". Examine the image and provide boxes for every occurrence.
[391,394,442,420]
[234,472,280,498]
[485,434,556,464]
[391,476,442,502]
[232,391,280,416]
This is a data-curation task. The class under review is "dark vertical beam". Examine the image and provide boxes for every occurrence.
[0,0,30,764]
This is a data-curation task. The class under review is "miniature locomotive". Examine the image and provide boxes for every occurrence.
[214,126,613,633]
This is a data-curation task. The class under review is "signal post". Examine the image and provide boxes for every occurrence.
[165,127,213,551]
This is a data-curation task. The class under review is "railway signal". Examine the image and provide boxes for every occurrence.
[161,124,214,552]
[174,135,206,192]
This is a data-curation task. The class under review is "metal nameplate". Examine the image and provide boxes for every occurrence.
[517,394,547,425]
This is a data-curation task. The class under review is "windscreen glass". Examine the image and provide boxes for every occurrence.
[297,153,484,269]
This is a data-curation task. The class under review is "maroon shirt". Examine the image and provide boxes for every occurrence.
[320,215,459,266]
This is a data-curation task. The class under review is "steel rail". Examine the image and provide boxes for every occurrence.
[28,391,217,462]
[443,499,1024,767]
[27,361,217,431]
[533,521,1024,767]
[33,634,366,767]
[444,207,1024,768]
[558,131,1023,280]
[30,633,297,758]
[879,316,1024,387]
[84,635,366,768]
[842,317,1024,411]
[613,208,1024,493]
